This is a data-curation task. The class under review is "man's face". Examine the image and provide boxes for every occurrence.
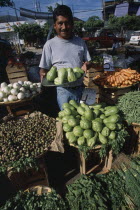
[54,16,73,39]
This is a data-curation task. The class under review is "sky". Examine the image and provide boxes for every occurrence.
[0,0,109,21]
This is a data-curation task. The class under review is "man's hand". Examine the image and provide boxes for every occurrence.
[81,61,92,73]
[39,68,48,82]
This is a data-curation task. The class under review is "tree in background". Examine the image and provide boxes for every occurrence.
[0,0,13,7]
[42,22,50,38]
[74,21,84,37]
[13,23,44,46]
[84,16,104,32]
[107,15,140,31]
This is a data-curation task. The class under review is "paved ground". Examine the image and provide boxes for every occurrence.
[25,47,43,54]
[24,42,140,55]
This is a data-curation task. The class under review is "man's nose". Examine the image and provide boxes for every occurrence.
[62,23,67,29]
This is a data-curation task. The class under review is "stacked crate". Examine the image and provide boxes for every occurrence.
[84,65,104,103]
[84,65,104,88]
[6,64,28,83]
[99,86,132,105]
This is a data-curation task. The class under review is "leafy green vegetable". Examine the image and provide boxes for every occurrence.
[117,91,140,124]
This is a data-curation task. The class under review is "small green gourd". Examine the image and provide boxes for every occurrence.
[57,68,67,84]
[46,66,57,81]
[67,68,77,82]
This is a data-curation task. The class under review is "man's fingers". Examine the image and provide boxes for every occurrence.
[40,73,46,82]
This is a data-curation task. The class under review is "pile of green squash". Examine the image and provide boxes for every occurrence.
[58,100,123,148]
[46,66,84,85]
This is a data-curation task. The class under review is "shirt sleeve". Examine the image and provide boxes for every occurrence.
[82,39,91,62]
[39,42,52,69]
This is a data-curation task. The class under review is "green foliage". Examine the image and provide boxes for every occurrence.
[0,157,39,175]
[42,22,49,37]
[84,16,104,31]
[1,190,67,210]
[47,3,60,12]
[74,21,84,36]
[13,23,44,43]
[0,0,13,7]
[107,14,140,31]
[115,155,140,209]
[66,175,108,210]
[66,158,140,210]
[117,91,140,124]
[1,155,140,210]
[99,128,129,158]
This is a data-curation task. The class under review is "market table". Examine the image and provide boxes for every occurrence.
[0,97,36,116]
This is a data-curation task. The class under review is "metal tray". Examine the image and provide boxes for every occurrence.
[42,74,85,87]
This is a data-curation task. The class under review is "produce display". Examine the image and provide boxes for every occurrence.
[46,66,85,85]
[91,55,103,65]
[1,154,140,210]
[67,154,140,210]
[0,112,56,172]
[58,100,128,157]
[0,81,41,103]
[93,68,140,88]
[117,91,140,124]
[0,190,67,210]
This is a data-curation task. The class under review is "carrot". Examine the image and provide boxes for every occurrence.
[117,75,123,84]
[128,80,132,85]
[119,75,125,82]
[111,75,115,82]
[115,76,120,85]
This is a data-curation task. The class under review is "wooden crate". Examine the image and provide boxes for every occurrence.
[99,86,132,105]
[124,123,140,155]
[84,65,103,88]
[132,123,140,154]
[123,121,140,155]
[6,64,28,83]
[0,97,36,116]
[70,145,113,175]
[7,155,49,191]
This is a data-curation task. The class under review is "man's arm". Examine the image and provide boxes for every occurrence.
[39,68,49,82]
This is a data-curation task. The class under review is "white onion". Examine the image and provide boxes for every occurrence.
[8,95,17,101]
[11,88,19,96]
[20,87,26,92]
[37,83,41,87]
[17,92,25,100]
[18,81,24,85]
[1,82,7,89]
[3,98,8,102]
[0,91,6,99]
[13,83,21,89]
[2,86,11,95]
[8,84,13,88]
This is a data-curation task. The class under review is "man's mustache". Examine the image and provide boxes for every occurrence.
[60,29,69,32]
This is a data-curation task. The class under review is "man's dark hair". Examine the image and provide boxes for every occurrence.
[53,5,73,24]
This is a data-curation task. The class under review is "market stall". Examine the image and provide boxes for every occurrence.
[0,62,140,209]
